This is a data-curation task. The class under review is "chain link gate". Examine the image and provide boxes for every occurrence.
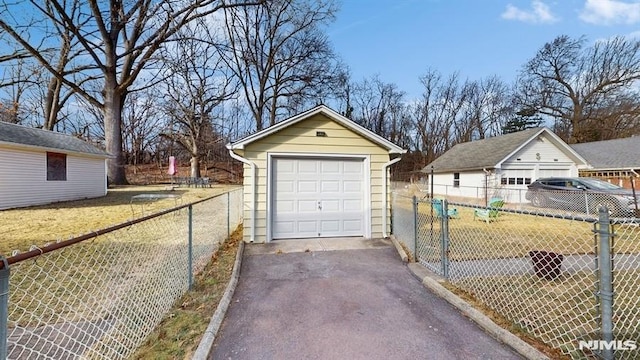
[415,197,446,276]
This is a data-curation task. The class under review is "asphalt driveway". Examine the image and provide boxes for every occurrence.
[210,239,523,360]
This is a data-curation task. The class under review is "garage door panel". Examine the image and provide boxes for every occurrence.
[298,181,317,193]
[321,181,340,192]
[321,200,340,212]
[343,220,363,231]
[274,221,295,234]
[276,200,295,212]
[343,199,362,211]
[298,161,318,173]
[343,181,361,192]
[298,200,318,212]
[321,161,340,173]
[272,157,365,239]
[297,221,318,233]
[320,220,340,232]
[276,159,295,173]
[277,181,295,193]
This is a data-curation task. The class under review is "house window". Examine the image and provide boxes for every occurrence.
[47,152,67,181]
[501,177,507,185]
[453,173,460,187]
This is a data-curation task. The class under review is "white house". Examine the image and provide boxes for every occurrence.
[0,122,110,210]
[423,128,589,203]
[227,105,406,243]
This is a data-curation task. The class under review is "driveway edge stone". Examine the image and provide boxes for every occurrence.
[389,235,409,262]
[407,263,549,360]
[192,240,245,360]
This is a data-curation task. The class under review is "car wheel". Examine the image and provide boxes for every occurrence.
[531,194,545,207]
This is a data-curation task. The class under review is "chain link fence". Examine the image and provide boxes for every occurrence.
[2,189,243,360]
[392,188,640,359]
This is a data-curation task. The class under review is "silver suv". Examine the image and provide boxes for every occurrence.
[525,177,640,217]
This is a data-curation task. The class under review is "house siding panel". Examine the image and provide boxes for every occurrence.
[240,113,391,243]
[0,147,106,210]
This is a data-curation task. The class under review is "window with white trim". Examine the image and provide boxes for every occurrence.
[453,173,460,187]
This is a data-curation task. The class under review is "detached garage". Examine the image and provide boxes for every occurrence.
[227,105,405,243]
[424,127,589,203]
[0,121,110,210]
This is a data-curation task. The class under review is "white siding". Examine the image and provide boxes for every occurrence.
[503,134,578,180]
[432,171,487,198]
[0,147,107,210]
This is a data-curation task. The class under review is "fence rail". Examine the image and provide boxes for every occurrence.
[1,189,243,360]
[392,190,640,359]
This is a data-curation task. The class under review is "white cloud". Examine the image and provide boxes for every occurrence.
[580,0,640,25]
[627,30,640,38]
[501,0,559,24]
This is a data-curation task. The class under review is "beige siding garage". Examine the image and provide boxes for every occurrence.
[228,105,405,243]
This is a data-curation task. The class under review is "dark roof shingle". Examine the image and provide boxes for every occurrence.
[571,136,640,169]
[424,128,544,173]
[0,121,109,156]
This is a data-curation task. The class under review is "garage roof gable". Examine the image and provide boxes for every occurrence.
[424,127,588,173]
[227,105,406,154]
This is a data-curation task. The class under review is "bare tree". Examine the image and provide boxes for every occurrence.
[223,0,339,130]
[411,70,468,163]
[516,35,640,143]
[122,90,164,169]
[0,0,262,184]
[161,24,237,178]
[459,76,511,141]
[350,75,411,147]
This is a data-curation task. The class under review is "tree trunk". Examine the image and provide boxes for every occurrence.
[43,77,61,130]
[104,85,127,185]
[190,155,201,178]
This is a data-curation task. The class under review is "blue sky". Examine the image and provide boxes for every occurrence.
[328,0,640,99]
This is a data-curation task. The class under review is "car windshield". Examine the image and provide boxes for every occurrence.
[578,178,623,190]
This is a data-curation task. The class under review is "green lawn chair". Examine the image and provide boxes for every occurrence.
[432,199,459,219]
[474,198,505,223]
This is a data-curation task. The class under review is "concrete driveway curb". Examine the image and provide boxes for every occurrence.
[191,241,245,360]
[389,235,409,262]
[407,263,549,360]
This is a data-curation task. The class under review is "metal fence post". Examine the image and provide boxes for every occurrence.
[188,204,193,290]
[597,206,614,360]
[413,195,418,263]
[0,257,9,360]
[227,191,231,238]
[441,200,450,280]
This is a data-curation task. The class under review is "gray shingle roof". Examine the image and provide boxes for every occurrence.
[0,121,109,157]
[571,136,640,170]
[424,127,545,173]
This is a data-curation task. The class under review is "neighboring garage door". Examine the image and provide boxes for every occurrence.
[538,167,571,179]
[272,157,365,239]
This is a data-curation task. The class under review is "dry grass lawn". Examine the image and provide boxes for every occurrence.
[1,185,240,256]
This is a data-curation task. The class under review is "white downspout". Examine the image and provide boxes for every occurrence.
[382,157,402,238]
[228,149,256,242]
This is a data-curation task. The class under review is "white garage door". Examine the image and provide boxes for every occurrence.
[538,168,571,179]
[272,157,365,239]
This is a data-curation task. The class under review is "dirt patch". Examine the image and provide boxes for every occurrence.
[1,185,240,255]
[131,226,242,359]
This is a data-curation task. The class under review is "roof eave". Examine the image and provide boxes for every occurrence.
[0,140,111,159]
[228,105,406,154]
